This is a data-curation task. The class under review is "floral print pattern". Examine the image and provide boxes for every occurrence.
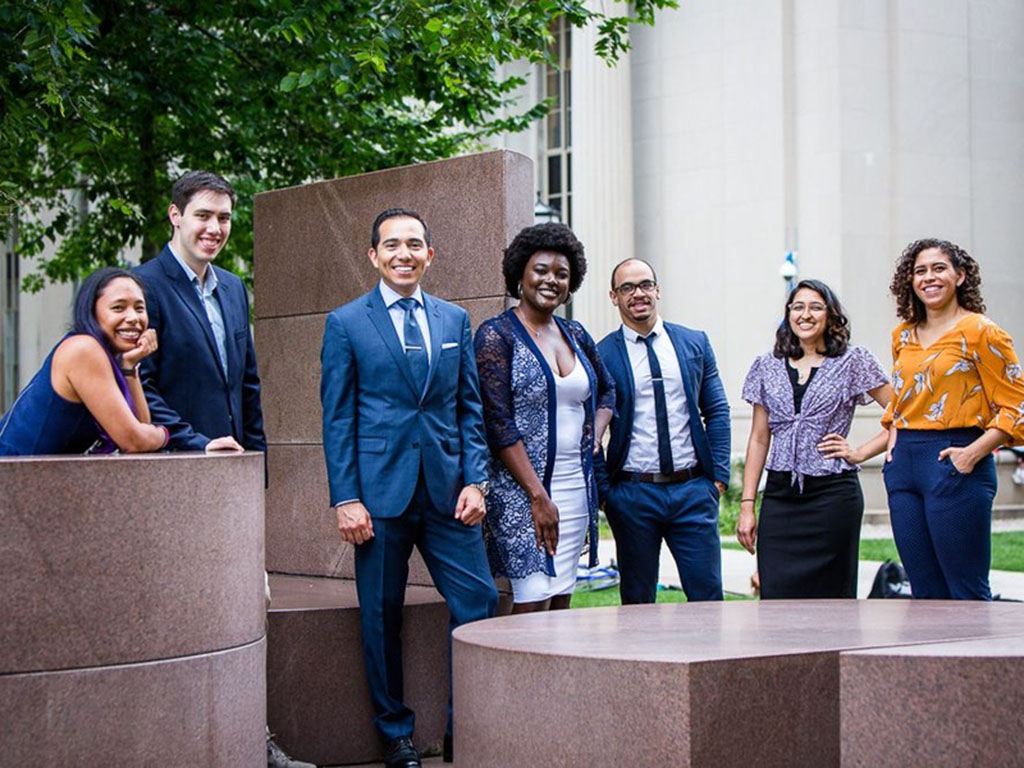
[742,346,888,489]
[474,310,615,579]
[883,314,1024,444]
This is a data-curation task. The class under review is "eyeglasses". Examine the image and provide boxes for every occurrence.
[788,302,827,314]
[614,280,658,296]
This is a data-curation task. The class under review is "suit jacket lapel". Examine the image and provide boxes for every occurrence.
[664,325,697,406]
[664,324,706,439]
[365,288,420,398]
[214,281,240,379]
[421,294,444,402]
[159,248,228,385]
[613,330,636,471]
[613,331,636,404]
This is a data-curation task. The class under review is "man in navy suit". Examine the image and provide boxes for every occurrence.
[136,173,309,768]
[320,209,497,768]
[596,258,730,604]
[135,170,265,454]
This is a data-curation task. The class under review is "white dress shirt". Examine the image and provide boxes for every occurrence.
[379,280,432,363]
[621,317,697,473]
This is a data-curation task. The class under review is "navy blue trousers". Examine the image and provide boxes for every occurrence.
[884,428,997,600]
[604,475,723,604]
[354,472,497,741]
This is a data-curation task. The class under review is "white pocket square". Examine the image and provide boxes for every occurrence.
[441,342,460,350]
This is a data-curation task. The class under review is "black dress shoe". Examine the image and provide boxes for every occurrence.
[383,736,421,768]
[443,733,453,763]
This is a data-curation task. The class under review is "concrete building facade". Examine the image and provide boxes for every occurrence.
[495,0,1024,448]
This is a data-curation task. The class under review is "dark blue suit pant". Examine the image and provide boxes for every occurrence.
[354,469,497,741]
[885,428,996,600]
[605,475,723,604]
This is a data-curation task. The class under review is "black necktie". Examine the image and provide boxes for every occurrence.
[640,334,674,475]
[397,297,428,393]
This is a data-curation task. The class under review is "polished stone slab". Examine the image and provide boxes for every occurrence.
[267,574,449,766]
[265,444,437,584]
[453,602,1024,767]
[0,638,266,767]
[841,635,1024,767]
[253,150,531,319]
[0,453,265,673]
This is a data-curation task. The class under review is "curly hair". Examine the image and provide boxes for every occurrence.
[503,223,587,298]
[890,238,985,324]
[773,279,851,359]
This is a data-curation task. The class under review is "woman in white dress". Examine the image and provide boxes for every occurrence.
[474,223,615,611]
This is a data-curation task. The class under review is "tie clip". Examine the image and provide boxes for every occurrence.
[405,345,423,351]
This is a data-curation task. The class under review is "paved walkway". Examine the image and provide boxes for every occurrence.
[596,530,1024,601]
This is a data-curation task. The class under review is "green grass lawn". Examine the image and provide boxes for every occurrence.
[860,532,1024,572]
[722,533,1024,572]
[571,586,751,609]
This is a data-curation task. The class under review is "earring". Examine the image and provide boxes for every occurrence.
[517,281,522,298]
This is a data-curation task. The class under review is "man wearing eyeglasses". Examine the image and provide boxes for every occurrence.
[595,258,731,604]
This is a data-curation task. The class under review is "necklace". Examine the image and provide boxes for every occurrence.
[515,308,553,338]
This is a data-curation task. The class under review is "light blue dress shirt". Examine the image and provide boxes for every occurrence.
[168,245,229,377]
[379,280,432,363]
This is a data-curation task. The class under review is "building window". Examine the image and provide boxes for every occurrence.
[2,234,18,410]
[540,18,572,226]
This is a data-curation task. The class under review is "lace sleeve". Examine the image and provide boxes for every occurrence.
[473,319,522,450]
[573,321,616,412]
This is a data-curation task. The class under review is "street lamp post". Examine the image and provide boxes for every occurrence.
[534,192,561,225]
[779,250,798,294]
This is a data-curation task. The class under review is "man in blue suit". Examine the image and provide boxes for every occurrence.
[597,258,730,604]
[320,209,497,768]
[135,170,266,454]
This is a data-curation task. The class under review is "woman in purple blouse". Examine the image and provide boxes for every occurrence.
[737,279,892,598]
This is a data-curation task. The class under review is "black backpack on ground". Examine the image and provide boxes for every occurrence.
[868,560,912,599]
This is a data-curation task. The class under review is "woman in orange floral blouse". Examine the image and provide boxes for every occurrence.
[882,239,1024,600]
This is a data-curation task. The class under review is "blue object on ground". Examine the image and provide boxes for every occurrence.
[576,563,621,592]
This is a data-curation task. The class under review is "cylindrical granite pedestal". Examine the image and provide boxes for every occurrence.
[0,453,266,766]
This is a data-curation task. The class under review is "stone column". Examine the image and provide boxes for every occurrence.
[0,453,266,765]
[570,9,636,342]
[252,149,533,764]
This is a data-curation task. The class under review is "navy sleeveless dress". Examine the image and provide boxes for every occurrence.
[0,336,108,455]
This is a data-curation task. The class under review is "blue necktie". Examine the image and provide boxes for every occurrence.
[397,297,428,393]
[641,334,674,475]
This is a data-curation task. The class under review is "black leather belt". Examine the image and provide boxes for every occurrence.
[620,465,703,484]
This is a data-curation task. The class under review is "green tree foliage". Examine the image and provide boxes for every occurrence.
[1,0,676,290]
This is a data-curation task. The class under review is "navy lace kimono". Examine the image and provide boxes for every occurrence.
[473,310,615,579]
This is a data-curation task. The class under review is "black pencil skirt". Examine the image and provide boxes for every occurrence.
[757,470,864,599]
